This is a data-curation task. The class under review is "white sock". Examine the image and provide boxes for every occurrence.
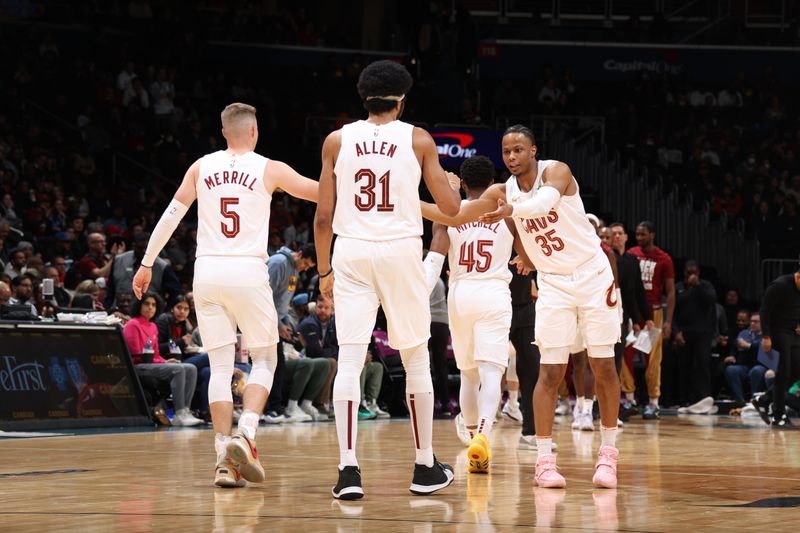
[466,425,477,440]
[402,343,435,467]
[287,399,298,411]
[508,389,519,404]
[237,409,259,440]
[625,392,635,403]
[459,368,480,428]
[600,425,618,448]
[300,399,313,410]
[477,362,504,438]
[334,345,367,469]
[576,396,585,411]
[536,436,553,458]
[214,433,230,463]
[584,399,594,415]
[650,397,659,407]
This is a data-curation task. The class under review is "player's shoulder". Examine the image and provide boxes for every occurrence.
[541,160,571,176]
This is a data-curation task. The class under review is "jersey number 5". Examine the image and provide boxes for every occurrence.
[459,240,493,273]
[355,169,394,212]
[534,229,564,256]
[220,197,240,238]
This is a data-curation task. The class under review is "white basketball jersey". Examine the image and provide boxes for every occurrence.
[196,150,271,260]
[447,203,514,284]
[506,159,600,274]
[333,120,422,241]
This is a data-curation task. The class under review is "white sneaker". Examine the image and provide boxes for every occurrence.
[616,418,624,427]
[455,412,471,446]
[571,414,581,430]
[284,405,313,423]
[301,403,327,421]
[555,398,571,416]
[172,408,204,427]
[579,411,595,431]
[502,400,523,423]
[366,400,390,419]
[518,434,559,451]
[687,396,715,414]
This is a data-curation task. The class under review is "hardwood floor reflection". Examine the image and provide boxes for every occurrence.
[0,415,798,532]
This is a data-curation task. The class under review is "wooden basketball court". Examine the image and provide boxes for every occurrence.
[1,416,798,532]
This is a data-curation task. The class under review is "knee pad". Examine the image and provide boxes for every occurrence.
[478,361,505,384]
[208,344,235,404]
[401,343,433,394]
[333,344,367,401]
[587,344,615,359]
[246,344,278,392]
[539,345,570,365]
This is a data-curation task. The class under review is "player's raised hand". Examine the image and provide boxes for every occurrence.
[132,266,152,299]
[479,197,513,224]
[320,271,335,302]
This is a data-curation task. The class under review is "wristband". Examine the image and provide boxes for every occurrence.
[319,269,334,278]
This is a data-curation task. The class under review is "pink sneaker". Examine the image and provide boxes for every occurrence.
[534,455,566,488]
[592,445,619,488]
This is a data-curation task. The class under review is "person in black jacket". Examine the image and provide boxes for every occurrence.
[754,268,800,427]
[673,260,717,405]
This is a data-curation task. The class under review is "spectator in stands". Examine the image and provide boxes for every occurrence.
[123,292,203,426]
[105,231,180,309]
[0,193,21,227]
[150,67,176,133]
[0,280,10,306]
[723,289,742,333]
[429,276,452,417]
[297,294,339,414]
[79,233,115,280]
[725,312,775,403]
[288,292,310,329]
[9,274,37,315]
[264,243,317,418]
[4,247,26,278]
[673,260,717,409]
[282,347,331,422]
[71,280,105,310]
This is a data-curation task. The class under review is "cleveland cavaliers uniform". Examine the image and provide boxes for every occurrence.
[446,210,514,370]
[507,160,620,357]
[332,120,430,349]
[193,150,278,351]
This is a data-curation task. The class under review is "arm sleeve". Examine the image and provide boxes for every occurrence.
[509,186,561,219]
[423,252,446,294]
[142,199,189,267]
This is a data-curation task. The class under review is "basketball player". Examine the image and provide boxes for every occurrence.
[314,60,462,499]
[422,125,621,489]
[423,155,525,474]
[132,103,319,487]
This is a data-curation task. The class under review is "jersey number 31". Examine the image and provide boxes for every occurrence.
[355,169,394,212]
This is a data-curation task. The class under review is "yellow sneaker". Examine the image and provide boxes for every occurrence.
[467,433,491,474]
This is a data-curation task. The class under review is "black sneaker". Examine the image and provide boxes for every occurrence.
[332,466,364,500]
[770,412,794,429]
[619,402,639,422]
[409,456,454,495]
[751,394,772,426]
[642,404,660,420]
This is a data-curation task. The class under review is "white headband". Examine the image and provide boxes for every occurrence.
[365,94,405,101]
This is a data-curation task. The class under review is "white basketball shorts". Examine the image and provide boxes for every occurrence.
[448,279,512,371]
[332,236,430,349]
[193,256,279,351]
[535,250,620,357]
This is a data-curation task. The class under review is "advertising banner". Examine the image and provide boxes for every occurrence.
[0,324,150,429]
[430,128,504,170]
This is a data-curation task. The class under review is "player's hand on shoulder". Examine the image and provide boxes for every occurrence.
[445,171,461,191]
[509,255,533,276]
[479,197,513,224]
